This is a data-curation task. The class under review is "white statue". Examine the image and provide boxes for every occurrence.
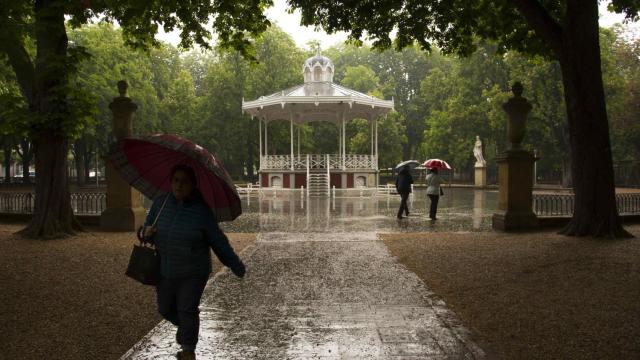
[473,135,486,167]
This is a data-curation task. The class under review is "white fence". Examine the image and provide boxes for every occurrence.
[260,154,377,170]
[234,183,398,198]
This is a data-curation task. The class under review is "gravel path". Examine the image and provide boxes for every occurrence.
[382,225,640,359]
[0,224,254,360]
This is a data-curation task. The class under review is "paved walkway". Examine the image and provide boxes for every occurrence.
[121,230,484,359]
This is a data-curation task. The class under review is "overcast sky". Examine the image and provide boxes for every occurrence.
[156,1,638,50]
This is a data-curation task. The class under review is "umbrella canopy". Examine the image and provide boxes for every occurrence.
[395,160,421,171]
[108,134,241,222]
[423,159,452,170]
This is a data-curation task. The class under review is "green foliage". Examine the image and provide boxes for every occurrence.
[0,0,273,139]
[603,25,640,162]
[341,65,379,93]
[3,16,638,184]
[375,112,407,167]
[194,25,306,175]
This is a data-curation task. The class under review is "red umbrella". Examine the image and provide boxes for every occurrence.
[108,134,241,222]
[422,158,452,170]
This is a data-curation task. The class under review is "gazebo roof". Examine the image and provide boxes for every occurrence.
[242,54,394,124]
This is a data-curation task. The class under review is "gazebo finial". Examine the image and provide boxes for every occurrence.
[316,44,321,56]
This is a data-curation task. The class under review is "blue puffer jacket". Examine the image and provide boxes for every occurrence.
[144,192,243,279]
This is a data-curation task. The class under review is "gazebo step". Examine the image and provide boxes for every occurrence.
[307,171,330,197]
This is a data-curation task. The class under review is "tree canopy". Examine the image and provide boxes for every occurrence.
[1,0,639,238]
[286,0,640,237]
[0,0,274,238]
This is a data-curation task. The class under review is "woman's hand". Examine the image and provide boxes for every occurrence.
[231,261,246,278]
[143,225,156,239]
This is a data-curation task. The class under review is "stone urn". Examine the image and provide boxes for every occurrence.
[502,82,532,149]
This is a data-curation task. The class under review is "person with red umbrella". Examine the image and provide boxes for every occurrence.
[423,159,450,220]
[141,164,245,360]
[109,135,246,360]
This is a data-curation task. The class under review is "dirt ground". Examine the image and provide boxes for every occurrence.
[0,224,255,360]
[381,225,640,360]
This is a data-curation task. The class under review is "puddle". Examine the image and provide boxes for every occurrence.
[221,188,497,233]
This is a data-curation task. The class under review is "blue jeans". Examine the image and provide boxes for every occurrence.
[156,275,209,351]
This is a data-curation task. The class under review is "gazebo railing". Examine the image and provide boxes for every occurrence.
[344,154,376,169]
[261,154,377,170]
[328,155,341,169]
[308,154,326,169]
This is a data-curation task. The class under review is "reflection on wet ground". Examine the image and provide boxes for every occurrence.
[221,188,498,233]
[122,232,485,359]
[122,188,490,359]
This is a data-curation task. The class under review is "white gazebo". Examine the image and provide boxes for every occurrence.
[242,51,394,195]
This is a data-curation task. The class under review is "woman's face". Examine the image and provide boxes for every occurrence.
[171,169,194,201]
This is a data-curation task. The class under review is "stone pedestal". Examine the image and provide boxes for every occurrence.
[474,165,487,187]
[100,81,146,231]
[472,189,485,230]
[492,150,538,231]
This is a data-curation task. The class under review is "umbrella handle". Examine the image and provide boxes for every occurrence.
[151,193,170,227]
[137,193,170,245]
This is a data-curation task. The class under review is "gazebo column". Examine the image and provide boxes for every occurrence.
[370,117,374,157]
[297,125,300,158]
[377,116,381,186]
[342,112,346,171]
[264,117,268,156]
[257,116,262,171]
[337,119,341,164]
[376,116,380,167]
[290,111,294,171]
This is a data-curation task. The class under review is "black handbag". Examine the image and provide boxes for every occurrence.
[125,243,160,285]
[125,194,169,286]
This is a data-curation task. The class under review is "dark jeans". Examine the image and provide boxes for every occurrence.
[428,194,440,219]
[156,275,209,351]
[397,191,410,217]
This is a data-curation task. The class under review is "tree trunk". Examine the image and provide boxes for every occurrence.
[402,143,410,161]
[247,146,255,180]
[561,157,572,188]
[560,123,572,187]
[557,2,630,237]
[21,135,80,237]
[73,139,86,186]
[3,147,12,183]
[19,0,79,238]
[20,139,32,184]
[84,147,92,183]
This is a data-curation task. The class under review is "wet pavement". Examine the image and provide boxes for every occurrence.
[221,189,498,233]
[122,189,488,359]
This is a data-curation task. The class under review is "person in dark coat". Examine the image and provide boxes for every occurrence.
[395,165,414,219]
[142,164,245,360]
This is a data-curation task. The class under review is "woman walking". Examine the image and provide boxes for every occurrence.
[142,164,246,360]
[395,165,414,219]
[425,168,443,220]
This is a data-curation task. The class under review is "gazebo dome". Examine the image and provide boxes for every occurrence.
[303,51,334,83]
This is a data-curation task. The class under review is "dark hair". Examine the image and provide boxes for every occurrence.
[171,164,198,188]
[428,168,438,174]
